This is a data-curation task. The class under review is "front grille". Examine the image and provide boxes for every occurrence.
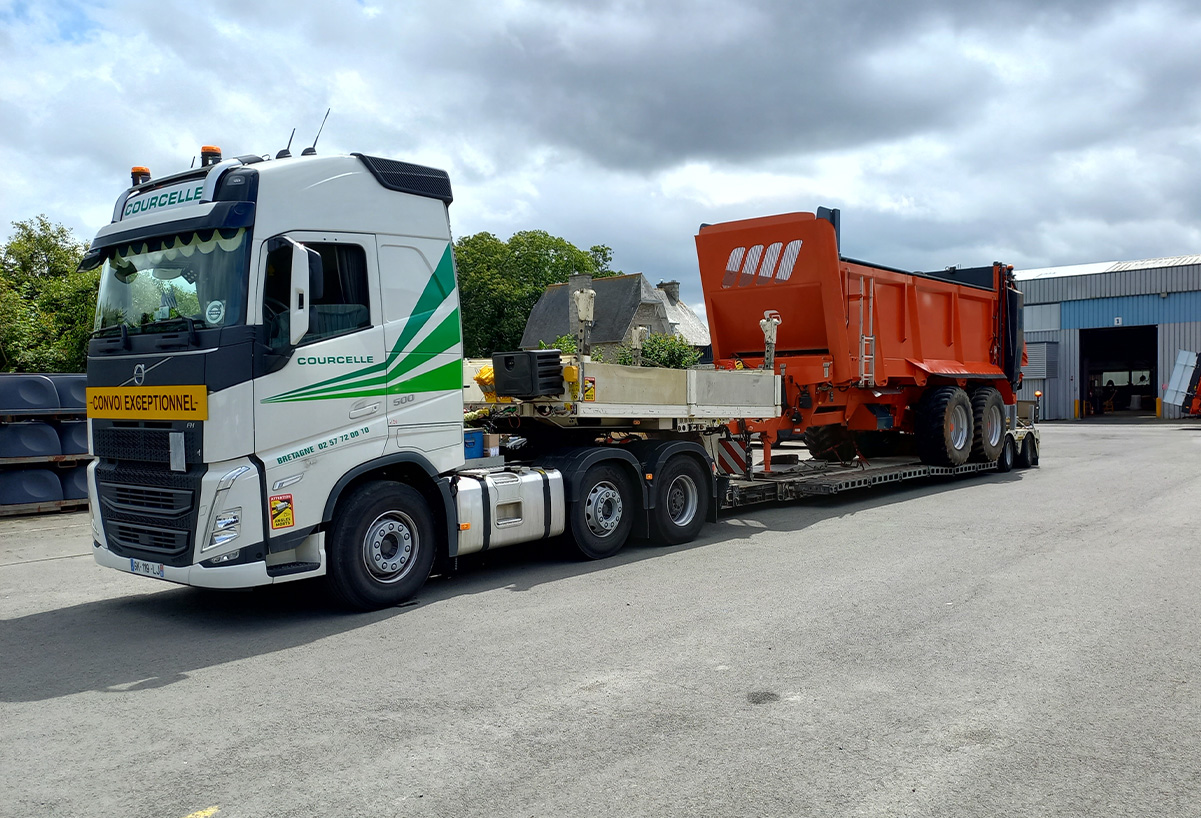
[95,461,205,567]
[107,485,192,516]
[93,425,202,465]
[110,522,190,556]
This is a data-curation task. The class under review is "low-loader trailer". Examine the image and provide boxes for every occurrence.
[84,148,1038,610]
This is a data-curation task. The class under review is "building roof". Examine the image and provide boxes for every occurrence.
[519,273,710,349]
[658,287,711,346]
[1016,255,1201,281]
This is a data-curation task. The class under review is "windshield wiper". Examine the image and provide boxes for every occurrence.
[139,316,201,345]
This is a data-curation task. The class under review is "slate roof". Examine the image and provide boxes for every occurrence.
[519,273,710,349]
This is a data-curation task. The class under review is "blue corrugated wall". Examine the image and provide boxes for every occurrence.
[1061,292,1201,329]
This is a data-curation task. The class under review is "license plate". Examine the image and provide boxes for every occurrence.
[129,558,166,579]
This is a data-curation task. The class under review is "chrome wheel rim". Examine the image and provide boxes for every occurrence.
[666,474,699,527]
[363,511,417,584]
[584,480,623,538]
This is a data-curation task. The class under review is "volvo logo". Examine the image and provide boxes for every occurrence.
[133,364,146,386]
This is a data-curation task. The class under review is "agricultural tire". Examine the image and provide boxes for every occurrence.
[996,436,1016,472]
[327,480,436,611]
[649,455,709,546]
[916,386,973,466]
[970,387,1006,463]
[804,425,856,462]
[569,463,635,560]
[1017,434,1039,468]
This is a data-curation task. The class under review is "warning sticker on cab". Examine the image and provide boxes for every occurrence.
[87,386,208,420]
[269,494,294,530]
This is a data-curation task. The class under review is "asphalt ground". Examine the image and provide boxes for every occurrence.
[1,421,1199,818]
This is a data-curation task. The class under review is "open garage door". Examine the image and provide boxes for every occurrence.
[1079,325,1157,416]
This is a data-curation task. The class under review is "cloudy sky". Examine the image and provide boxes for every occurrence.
[2,0,1199,307]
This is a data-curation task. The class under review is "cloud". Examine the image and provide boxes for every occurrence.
[1,0,1199,311]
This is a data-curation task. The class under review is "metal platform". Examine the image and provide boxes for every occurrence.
[723,457,999,507]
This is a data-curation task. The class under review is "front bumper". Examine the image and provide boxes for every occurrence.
[93,540,274,588]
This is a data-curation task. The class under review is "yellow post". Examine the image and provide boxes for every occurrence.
[1156,398,1163,418]
[1074,399,1080,419]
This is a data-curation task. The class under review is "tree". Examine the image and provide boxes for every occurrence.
[455,230,619,357]
[0,216,95,373]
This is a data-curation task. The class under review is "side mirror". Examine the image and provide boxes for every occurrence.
[288,242,323,344]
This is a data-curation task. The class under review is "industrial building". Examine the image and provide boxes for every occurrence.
[1015,255,1201,420]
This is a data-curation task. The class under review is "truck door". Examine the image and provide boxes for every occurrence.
[376,235,465,474]
[253,232,389,540]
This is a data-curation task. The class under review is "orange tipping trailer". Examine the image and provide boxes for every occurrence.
[696,209,1025,469]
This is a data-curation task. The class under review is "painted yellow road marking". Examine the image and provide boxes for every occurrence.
[181,808,219,818]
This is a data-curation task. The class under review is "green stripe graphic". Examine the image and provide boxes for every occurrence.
[263,246,462,405]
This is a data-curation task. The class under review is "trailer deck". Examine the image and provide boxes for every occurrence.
[722,456,1002,507]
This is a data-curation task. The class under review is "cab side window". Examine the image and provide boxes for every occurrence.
[262,241,371,350]
[308,244,370,341]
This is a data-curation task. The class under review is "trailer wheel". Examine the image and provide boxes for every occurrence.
[326,480,436,611]
[570,463,635,559]
[650,455,709,545]
[804,425,856,462]
[916,386,973,466]
[996,436,1016,472]
[970,387,1005,463]
[1017,434,1039,468]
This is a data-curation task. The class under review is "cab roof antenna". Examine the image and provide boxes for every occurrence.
[276,128,296,159]
[301,109,330,156]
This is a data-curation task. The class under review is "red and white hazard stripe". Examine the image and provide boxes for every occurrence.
[716,438,749,475]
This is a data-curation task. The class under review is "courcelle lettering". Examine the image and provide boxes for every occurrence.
[123,184,203,217]
[297,355,374,365]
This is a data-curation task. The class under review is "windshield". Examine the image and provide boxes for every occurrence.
[92,227,251,335]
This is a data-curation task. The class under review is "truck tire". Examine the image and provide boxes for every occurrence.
[970,387,1005,463]
[650,455,709,545]
[326,480,436,611]
[569,463,635,559]
[996,436,1016,472]
[1017,434,1039,468]
[916,386,973,466]
[804,425,855,462]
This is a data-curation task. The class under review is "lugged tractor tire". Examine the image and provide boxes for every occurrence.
[970,386,1006,463]
[803,424,856,462]
[916,386,973,466]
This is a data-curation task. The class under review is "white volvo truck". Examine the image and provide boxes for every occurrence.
[85,148,1038,610]
[84,148,785,609]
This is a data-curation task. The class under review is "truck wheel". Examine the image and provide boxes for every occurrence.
[327,480,436,611]
[804,425,855,462]
[570,463,635,559]
[970,387,1005,463]
[996,436,1016,472]
[650,455,709,545]
[917,386,973,466]
[1017,434,1039,468]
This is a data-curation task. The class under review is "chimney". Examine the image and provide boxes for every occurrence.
[658,280,680,303]
[567,272,594,341]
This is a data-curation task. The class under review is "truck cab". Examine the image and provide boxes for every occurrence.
[86,151,466,597]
